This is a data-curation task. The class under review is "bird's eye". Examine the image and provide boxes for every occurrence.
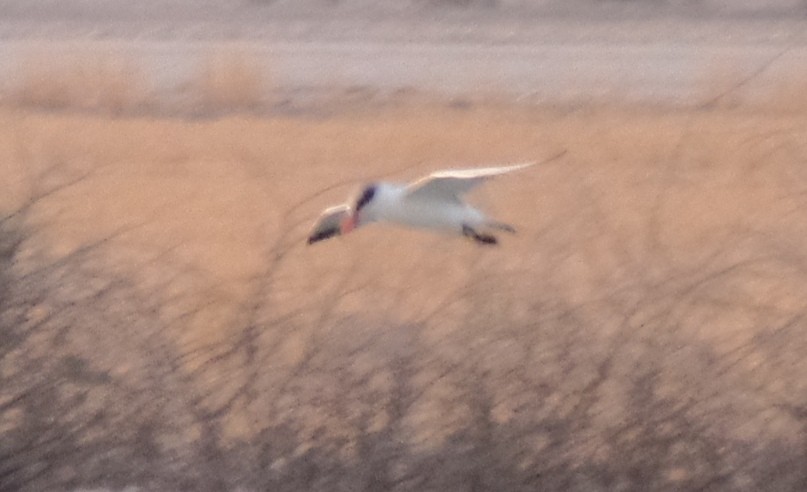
[356,185,376,211]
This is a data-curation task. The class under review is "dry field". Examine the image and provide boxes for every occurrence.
[1,58,807,491]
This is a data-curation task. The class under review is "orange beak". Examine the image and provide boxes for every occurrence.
[340,213,357,234]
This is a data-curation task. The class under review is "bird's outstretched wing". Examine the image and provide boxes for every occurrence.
[404,162,535,201]
[308,204,350,244]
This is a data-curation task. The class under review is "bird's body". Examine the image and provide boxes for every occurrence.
[308,161,543,246]
[360,183,486,233]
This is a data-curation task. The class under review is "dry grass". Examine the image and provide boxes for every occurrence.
[7,48,807,119]
[5,51,151,114]
[2,48,272,116]
[697,57,807,113]
[190,49,270,114]
[2,103,806,336]
[1,94,806,489]
[696,60,751,109]
[760,66,807,114]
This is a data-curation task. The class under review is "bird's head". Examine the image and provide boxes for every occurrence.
[307,184,378,245]
[341,183,377,234]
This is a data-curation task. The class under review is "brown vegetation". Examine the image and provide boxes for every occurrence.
[190,50,270,114]
[5,51,151,114]
[2,49,272,116]
[0,74,806,490]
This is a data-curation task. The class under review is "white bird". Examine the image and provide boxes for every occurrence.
[307,161,538,246]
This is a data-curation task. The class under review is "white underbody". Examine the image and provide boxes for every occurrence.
[360,183,486,234]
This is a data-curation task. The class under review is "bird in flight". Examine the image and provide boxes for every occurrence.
[307,161,538,246]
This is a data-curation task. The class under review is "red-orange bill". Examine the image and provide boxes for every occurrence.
[340,214,357,234]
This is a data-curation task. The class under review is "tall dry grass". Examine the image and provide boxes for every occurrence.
[190,50,270,114]
[7,47,807,118]
[1,93,806,488]
[697,57,807,113]
[760,66,807,114]
[5,52,151,114]
[2,49,272,116]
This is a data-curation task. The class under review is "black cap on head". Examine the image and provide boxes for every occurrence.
[355,184,377,212]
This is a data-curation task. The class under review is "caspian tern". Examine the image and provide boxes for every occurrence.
[308,161,536,246]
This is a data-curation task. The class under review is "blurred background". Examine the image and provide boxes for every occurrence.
[1,1,807,491]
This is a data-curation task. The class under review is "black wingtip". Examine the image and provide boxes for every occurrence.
[462,224,499,246]
[307,227,340,245]
[476,234,498,245]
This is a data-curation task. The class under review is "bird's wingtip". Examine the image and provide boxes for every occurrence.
[515,150,567,169]
[307,226,341,245]
[545,149,568,163]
